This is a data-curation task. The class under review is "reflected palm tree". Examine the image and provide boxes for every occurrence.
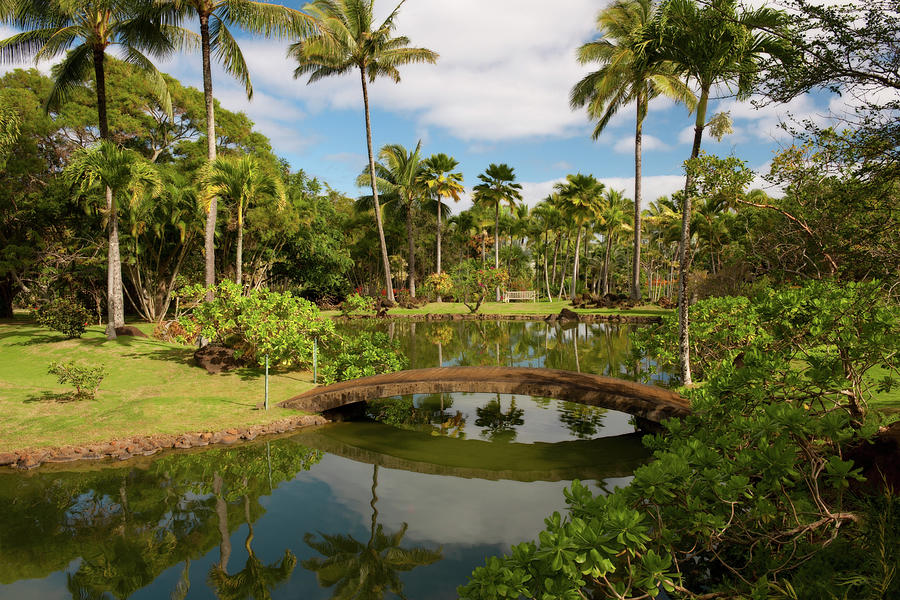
[207,493,297,600]
[558,403,607,439]
[303,465,442,599]
[475,395,525,443]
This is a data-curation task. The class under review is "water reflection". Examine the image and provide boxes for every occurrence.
[303,465,442,600]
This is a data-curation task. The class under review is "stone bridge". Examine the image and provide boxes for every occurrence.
[281,366,690,425]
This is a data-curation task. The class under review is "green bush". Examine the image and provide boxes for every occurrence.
[33,297,92,339]
[49,361,106,400]
[449,260,510,313]
[177,280,334,368]
[319,332,408,384]
[339,292,376,316]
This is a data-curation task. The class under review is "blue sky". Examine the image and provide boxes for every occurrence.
[1,0,842,212]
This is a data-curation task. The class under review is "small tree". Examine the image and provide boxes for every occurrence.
[449,260,509,314]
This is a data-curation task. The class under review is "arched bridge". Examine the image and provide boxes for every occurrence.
[280,366,690,425]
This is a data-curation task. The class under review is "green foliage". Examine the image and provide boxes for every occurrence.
[319,332,408,384]
[178,280,334,368]
[449,260,510,313]
[33,297,92,339]
[340,292,376,316]
[461,280,899,599]
[48,361,106,400]
[424,272,454,298]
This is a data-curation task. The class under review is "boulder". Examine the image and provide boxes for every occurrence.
[558,308,580,322]
[193,344,242,374]
[115,325,148,338]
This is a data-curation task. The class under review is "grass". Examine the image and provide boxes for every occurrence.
[324,300,671,317]
[0,318,315,453]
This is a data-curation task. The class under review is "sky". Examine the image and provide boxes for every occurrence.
[0,0,845,212]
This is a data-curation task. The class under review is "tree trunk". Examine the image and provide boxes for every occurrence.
[558,233,571,298]
[570,225,582,300]
[0,276,15,319]
[406,200,416,297]
[602,230,613,295]
[235,207,243,286]
[212,473,232,570]
[200,14,218,305]
[550,232,561,298]
[631,97,644,301]
[435,200,442,301]
[360,68,395,303]
[494,202,501,302]
[677,87,709,386]
[543,230,552,300]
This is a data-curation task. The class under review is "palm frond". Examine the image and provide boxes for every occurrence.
[210,16,253,98]
[45,43,92,112]
[122,45,174,118]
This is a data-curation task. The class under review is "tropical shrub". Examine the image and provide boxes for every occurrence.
[459,280,899,599]
[424,272,454,298]
[449,260,510,313]
[49,361,106,400]
[33,297,92,339]
[339,292,376,316]
[177,281,334,368]
[319,332,408,384]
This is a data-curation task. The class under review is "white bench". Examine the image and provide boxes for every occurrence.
[504,290,536,302]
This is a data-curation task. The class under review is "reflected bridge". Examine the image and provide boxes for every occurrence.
[280,366,690,425]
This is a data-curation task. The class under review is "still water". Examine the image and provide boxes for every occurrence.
[0,321,667,599]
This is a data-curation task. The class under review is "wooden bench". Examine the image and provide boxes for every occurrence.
[504,290,536,302]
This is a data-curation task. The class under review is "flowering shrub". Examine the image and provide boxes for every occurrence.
[49,361,106,400]
[33,297,92,339]
[449,260,510,313]
[424,272,454,298]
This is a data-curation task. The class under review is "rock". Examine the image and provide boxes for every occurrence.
[193,344,242,374]
[219,434,239,445]
[18,455,40,470]
[115,325,148,338]
[558,308,580,321]
[0,452,17,466]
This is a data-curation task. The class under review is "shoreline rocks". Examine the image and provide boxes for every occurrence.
[0,414,328,471]
[336,312,662,324]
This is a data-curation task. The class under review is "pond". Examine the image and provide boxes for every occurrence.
[0,321,670,599]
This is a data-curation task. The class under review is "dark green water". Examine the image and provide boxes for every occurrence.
[0,321,669,599]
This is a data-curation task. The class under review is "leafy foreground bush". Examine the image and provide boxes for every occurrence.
[459,280,899,600]
[319,332,408,384]
[178,280,335,368]
[33,297,92,339]
[49,361,106,400]
[339,292,376,316]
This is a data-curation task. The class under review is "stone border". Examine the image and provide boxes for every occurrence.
[336,313,662,323]
[0,414,329,471]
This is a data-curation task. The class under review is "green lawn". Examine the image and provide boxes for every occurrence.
[324,300,671,317]
[0,319,315,453]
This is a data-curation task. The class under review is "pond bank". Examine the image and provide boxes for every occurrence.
[337,312,662,323]
[0,414,329,470]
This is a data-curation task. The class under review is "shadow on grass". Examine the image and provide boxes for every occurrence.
[122,345,195,365]
[24,391,81,403]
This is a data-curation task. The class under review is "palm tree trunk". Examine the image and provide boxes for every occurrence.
[93,48,124,338]
[543,230,552,300]
[406,200,416,297]
[558,233,571,298]
[550,233,561,297]
[631,97,644,301]
[200,14,218,304]
[570,225,582,300]
[494,202,501,301]
[436,200,442,302]
[677,87,709,386]
[603,230,614,295]
[212,473,232,570]
[235,208,243,285]
[360,69,395,303]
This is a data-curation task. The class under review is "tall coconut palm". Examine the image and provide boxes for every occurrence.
[356,141,425,297]
[599,188,633,295]
[64,141,162,338]
[555,174,605,300]
[473,163,523,301]
[571,0,695,303]
[1,0,189,337]
[420,153,464,276]
[643,0,789,384]
[200,155,285,286]
[289,0,438,304]
[159,0,315,300]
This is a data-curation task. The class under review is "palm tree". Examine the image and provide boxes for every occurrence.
[158,0,314,300]
[356,141,425,297]
[554,173,605,300]
[290,0,438,304]
[644,0,789,384]
[303,465,442,599]
[571,0,695,303]
[599,188,632,295]
[473,163,523,301]
[420,153,464,277]
[1,0,189,336]
[200,155,285,286]
[64,141,162,339]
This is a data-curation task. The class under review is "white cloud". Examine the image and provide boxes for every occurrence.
[613,134,670,154]
[552,160,573,171]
